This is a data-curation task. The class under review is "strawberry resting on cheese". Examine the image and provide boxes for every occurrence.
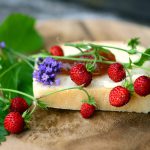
[33,41,150,114]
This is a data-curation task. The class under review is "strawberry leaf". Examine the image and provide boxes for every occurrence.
[86,63,96,73]
[0,97,9,144]
[0,13,43,53]
[82,96,96,107]
[127,84,134,92]
[134,48,150,66]
[0,13,44,144]
[122,80,134,92]
[128,37,140,49]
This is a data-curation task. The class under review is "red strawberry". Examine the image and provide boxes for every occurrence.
[70,63,92,87]
[108,63,126,82]
[4,112,24,134]
[134,76,150,96]
[80,103,95,119]
[109,86,130,107]
[10,97,29,114]
[50,45,64,56]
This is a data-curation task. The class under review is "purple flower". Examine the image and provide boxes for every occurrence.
[0,42,6,48]
[33,57,62,86]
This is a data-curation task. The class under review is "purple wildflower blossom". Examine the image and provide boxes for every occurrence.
[0,42,6,48]
[33,57,62,86]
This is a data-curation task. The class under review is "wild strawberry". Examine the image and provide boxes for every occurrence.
[10,97,29,114]
[109,86,130,107]
[80,97,96,119]
[108,63,126,82]
[80,103,95,119]
[4,112,24,134]
[49,45,64,56]
[70,63,92,87]
[134,76,150,96]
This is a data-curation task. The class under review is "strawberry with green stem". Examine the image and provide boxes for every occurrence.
[1,37,150,135]
[0,85,96,132]
[80,96,96,119]
[49,45,64,56]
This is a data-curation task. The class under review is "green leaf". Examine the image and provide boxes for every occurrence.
[122,80,134,92]
[17,62,33,105]
[0,102,9,144]
[0,50,20,98]
[65,43,90,52]
[0,52,33,105]
[86,63,96,73]
[134,48,150,66]
[0,13,44,144]
[82,96,96,107]
[127,83,134,92]
[0,136,7,143]
[0,126,8,136]
[0,126,9,144]
[128,37,140,49]
[0,13,43,53]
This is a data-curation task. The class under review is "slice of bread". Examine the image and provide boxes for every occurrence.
[33,41,150,113]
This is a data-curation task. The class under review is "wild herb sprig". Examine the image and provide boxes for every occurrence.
[31,38,150,73]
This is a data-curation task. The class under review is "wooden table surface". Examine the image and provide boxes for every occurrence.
[1,19,150,150]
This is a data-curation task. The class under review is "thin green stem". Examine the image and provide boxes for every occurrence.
[125,68,132,83]
[8,49,35,62]
[37,86,90,100]
[0,88,35,100]
[98,45,128,53]
[22,58,34,69]
[76,47,84,53]
[92,55,97,65]
[0,96,9,103]
[12,51,34,69]
[0,62,20,78]
[45,55,114,64]
[68,52,94,57]
[80,87,91,99]
[137,51,150,57]
[132,64,150,72]
[29,102,37,116]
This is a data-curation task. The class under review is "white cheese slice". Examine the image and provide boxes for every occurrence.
[33,41,150,113]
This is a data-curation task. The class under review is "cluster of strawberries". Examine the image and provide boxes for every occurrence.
[4,45,149,135]
[108,63,150,106]
[50,45,150,119]
[4,97,29,134]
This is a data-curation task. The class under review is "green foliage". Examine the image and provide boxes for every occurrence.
[0,13,43,53]
[122,80,134,92]
[0,50,33,105]
[0,97,9,144]
[128,37,140,49]
[0,13,44,143]
[134,48,150,66]
[82,96,96,107]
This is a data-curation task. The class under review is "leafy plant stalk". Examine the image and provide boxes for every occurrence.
[37,86,91,100]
